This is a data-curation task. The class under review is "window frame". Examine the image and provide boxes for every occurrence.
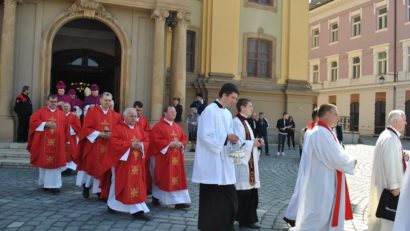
[351,15,361,37]
[312,28,320,48]
[330,61,338,81]
[244,0,277,12]
[372,44,389,76]
[330,22,339,43]
[326,54,339,82]
[186,30,196,73]
[246,38,273,78]
[352,57,361,79]
[377,51,388,75]
[377,6,388,30]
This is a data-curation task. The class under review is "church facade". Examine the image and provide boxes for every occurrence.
[0,0,312,142]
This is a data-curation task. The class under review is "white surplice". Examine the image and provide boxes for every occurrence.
[284,129,314,220]
[232,117,260,190]
[192,102,236,185]
[368,127,405,231]
[290,125,356,231]
[393,166,410,231]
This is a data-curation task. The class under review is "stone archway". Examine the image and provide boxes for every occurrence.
[39,0,131,110]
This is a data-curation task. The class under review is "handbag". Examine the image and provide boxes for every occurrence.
[375,188,399,221]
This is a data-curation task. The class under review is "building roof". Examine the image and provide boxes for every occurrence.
[309,0,334,10]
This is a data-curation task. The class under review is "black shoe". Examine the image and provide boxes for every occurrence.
[47,188,61,194]
[132,211,151,221]
[174,203,191,209]
[239,223,260,229]
[107,206,116,214]
[152,197,160,206]
[82,185,90,199]
[283,217,296,227]
[189,149,195,152]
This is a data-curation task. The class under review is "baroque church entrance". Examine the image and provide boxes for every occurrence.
[51,19,121,110]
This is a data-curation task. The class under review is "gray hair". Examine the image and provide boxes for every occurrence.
[387,110,405,125]
[101,92,113,98]
[190,107,198,114]
[123,107,136,117]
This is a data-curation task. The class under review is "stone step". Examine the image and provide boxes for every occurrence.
[0,143,27,149]
[0,158,31,168]
[0,151,29,159]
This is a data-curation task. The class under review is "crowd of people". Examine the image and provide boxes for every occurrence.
[14,81,410,230]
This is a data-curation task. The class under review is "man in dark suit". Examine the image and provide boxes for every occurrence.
[256,112,269,155]
[276,112,289,156]
[335,124,343,145]
[14,86,32,142]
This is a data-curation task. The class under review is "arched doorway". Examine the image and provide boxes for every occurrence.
[51,19,121,110]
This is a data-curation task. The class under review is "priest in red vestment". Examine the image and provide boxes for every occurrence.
[61,102,81,174]
[77,92,121,199]
[133,101,153,194]
[27,94,68,192]
[100,108,151,220]
[149,106,191,209]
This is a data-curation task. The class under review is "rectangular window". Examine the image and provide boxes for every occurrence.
[186,30,196,72]
[313,65,319,83]
[249,0,273,6]
[377,7,387,30]
[408,0,410,22]
[331,61,338,81]
[330,23,338,43]
[408,47,410,71]
[312,29,319,48]
[352,15,361,37]
[377,51,387,75]
[247,38,272,78]
[352,57,361,79]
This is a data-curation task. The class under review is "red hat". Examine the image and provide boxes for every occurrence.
[56,81,66,90]
[91,84,99,91]
[69,89,76,95]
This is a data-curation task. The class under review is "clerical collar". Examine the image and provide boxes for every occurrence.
[125,121,135,129]
[48,107,56,112]
[99,105,109,114]
[136,116,141,122]
[214,99,224,109]
[164,118,174,126]
[236,113,247,121]
[387,125,401,137]
[65,112,70,116]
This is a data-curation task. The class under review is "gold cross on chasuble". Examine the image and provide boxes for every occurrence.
[130,187,139,198]
[171,157,179,166]
[47,139,56,146]
[131,165,140,175]
[171,177,179,185]
[133,151,139,160]
[46,155,55,164]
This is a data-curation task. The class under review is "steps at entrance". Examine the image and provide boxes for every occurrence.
[0,143,31,168]
[0,142,196,168]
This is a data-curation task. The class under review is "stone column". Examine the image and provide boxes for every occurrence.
[150,9,169,122]
[0,0,19,142]
[169,12,190,109]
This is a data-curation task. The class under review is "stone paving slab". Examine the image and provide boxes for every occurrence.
[0,140,392,231]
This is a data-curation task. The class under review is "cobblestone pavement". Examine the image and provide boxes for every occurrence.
[0,139,399,231]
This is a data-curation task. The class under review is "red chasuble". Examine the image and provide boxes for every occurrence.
[101,121,149,204]
[149,119,188,192]
[136,115,153,192]
[65,112,81,163]
[77,106,121,178]
[27,107,68,169]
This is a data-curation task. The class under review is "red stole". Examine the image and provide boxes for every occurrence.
[27,107,68,169]
[65,113,81,163]
[317,121,353,227]
[149,119,188,192]
[386,127,407,172]
[136,115,154,193]
[78,106,121,178]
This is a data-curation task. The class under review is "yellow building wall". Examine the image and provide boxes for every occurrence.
[209,0,240,78]
[238,0,282,80]
[280,0,308,84]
